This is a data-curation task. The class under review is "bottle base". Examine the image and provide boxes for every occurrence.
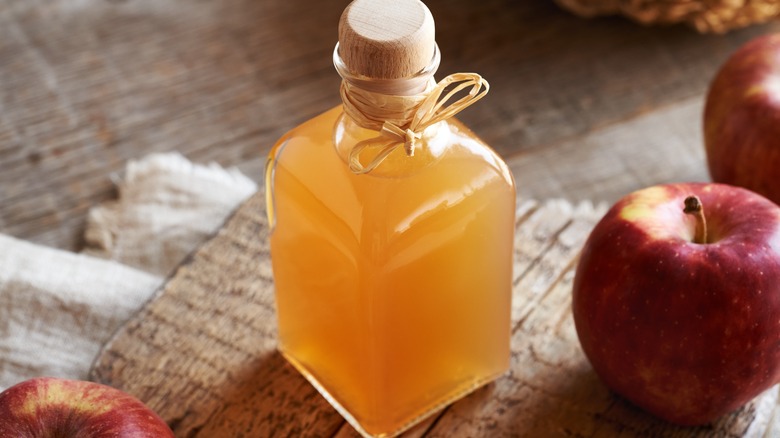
[279,347,507,438]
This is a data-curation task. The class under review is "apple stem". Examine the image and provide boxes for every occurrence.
[683,195,708,244]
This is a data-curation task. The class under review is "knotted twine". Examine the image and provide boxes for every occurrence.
[340,72,490,174]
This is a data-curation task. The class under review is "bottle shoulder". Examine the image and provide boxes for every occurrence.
[270,108,514,190]
[265,109,516,240]
[441,118,515,189]
[269,106,343,151]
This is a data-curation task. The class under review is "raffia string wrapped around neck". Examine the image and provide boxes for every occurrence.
[336,0,490,175]
[339,70,489,174]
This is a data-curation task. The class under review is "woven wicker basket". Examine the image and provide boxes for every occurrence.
[554,0,780,33]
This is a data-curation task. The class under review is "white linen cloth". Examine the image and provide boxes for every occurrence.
[82,153,257,277]
[0,153,256,391]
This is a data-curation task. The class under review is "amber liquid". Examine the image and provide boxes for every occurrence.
[266,106,515,437]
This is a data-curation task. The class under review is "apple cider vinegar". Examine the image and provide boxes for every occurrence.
[265,1,515,436]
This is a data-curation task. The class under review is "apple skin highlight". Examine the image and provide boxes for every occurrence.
[704,33,780,206]
[0,377,174,438]
[573,182,780,425]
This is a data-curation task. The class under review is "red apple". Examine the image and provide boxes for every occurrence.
[0,377,174,437]
[573,182,780,425]
[704,33,780,205]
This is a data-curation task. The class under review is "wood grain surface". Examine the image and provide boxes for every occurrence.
[2,0,780,250]
[90,192,779,437]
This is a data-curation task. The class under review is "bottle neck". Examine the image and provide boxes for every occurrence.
[332,40,446,177]
[333,42,441,174]
[332,42,489,175]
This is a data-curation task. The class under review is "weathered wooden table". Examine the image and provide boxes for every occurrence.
[3,0,780,436]
[89,192,779,437]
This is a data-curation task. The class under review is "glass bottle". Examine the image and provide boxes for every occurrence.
[265,0,516,436]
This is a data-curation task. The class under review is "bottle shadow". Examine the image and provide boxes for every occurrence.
[180,349,345,437]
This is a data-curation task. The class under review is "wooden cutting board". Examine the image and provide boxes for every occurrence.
[89,191,778,437]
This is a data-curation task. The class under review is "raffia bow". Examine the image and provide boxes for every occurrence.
[340,73,490,174]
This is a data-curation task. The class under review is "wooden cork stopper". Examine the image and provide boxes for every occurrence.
[338,0,435,79]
